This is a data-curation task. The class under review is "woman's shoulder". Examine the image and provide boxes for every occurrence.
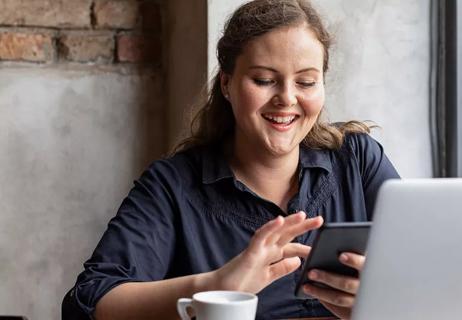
[307,130,386,171]
[342,131,383,154]
[142,144,225,188]
[341,131,399,180]
[145,145,204,178]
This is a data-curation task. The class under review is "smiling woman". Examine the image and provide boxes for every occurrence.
[63,1,400,320]
[221,26,325,158]
[175,0,370,154]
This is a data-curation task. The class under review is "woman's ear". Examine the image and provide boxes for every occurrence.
[220,71,230,100]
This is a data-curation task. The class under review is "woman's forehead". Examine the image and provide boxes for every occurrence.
[237,25,325,71]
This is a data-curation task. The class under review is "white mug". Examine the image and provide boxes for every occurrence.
[177,290,258,320]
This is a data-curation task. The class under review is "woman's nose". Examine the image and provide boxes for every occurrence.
[273,83,297,108]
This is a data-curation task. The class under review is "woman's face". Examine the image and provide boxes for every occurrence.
[221,24,325,157]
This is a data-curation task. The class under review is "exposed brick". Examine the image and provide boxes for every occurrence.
[139,1,161,31]
[117,33,160,63]
[0,0,92,28]
[58,31,114,63]
[0,31,54,62]
[94,0,139,29]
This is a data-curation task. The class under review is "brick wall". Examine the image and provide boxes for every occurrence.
[0,0,162,65]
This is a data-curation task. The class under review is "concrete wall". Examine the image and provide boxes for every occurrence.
[207,0,249,77]
[0,66,164,319]
[208,0,432,178]
[318,0,432,178]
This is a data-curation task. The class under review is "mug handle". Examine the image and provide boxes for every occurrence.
[177,298,193,320]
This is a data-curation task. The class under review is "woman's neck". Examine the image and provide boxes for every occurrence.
[228,138,300,212]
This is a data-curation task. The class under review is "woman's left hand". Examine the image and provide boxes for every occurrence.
[302,252,365,320]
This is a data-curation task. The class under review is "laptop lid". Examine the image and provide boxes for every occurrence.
[352,178,462,320]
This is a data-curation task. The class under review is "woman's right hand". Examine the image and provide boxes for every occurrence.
[212,211,323,294]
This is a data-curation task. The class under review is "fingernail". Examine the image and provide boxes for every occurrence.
[340,253,348,262]
[309,270,318,280]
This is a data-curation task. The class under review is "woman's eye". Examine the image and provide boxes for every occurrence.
[253,79,274,86]
[298,81,316,88]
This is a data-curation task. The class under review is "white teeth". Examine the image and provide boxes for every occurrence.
[263,114,296,124]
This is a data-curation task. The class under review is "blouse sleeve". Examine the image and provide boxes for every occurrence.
[347,133,400,219]
[70,160,181,316]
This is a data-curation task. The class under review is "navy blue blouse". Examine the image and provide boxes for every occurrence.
[70,133,399,319]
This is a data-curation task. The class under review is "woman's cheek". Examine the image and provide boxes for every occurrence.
[241,90,269,111]
[303,88,325,113]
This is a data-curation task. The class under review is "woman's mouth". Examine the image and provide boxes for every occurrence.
[261,113,299,131]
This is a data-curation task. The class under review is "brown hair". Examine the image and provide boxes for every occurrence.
[173,0,370,153]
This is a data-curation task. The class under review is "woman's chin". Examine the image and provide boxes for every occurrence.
[264,141,298,157]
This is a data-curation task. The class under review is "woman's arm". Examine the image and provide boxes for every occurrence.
[94,212,323,320]
[94,272,214,320]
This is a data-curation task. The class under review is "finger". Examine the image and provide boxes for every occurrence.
[282,243,311,259]
[277,214,323,245]
[303,284,355,308]
[265,243,310,268]
[308,269,360,294]
[268,256,301,282]
[339,252,366,272]
[250,216,284,248]
[266,212,306,244]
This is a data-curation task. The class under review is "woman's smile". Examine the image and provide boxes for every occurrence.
[261,112,300,132]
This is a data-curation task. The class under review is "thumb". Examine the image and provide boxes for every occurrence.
[268,256,301,282]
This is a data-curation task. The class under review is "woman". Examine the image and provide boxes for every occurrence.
[64,0,399,319]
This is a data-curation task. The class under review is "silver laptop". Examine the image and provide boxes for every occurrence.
[352,178,462,320]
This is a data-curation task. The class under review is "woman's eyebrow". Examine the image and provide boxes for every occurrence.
[248,65,321,74]
[295,67,321,74]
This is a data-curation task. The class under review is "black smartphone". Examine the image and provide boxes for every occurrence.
[295,222,371,298]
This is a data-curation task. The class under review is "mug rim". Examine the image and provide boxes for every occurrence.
[193,290,257,305]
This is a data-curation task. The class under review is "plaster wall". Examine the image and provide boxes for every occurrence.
[208,0,432,178]
[0,66,164,319]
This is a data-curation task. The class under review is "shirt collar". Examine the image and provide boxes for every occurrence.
[201,145,235,184]
[299,145,333,172]
[201,145,332,184]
